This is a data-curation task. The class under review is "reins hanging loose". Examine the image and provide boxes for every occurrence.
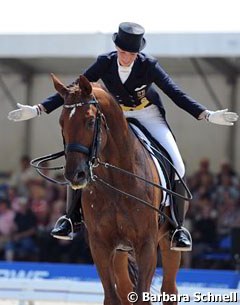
[30,149,190,229]
[30,151,68,185]
[93,174,177,228]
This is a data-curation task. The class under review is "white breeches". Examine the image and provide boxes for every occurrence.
[124,105,185,180]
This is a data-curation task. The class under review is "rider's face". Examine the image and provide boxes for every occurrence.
[116,47,138,67]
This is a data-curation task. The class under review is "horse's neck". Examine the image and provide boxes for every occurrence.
[105,121,136,165]
[98,102,137,169]
[93,88,141,169]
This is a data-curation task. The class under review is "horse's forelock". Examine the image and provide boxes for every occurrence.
[64,84,82,106]
[69,84,80,94]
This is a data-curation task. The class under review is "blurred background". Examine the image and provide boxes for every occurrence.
[0,0,240,274]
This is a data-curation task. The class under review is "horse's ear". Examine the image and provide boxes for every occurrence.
[51,73,68,97]
[78,75,92,96]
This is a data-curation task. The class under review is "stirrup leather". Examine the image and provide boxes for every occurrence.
[170,226,192,252]
[52,215,74,241]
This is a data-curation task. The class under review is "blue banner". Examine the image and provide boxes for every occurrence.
[0,262,98,281]
[153,268,240,289]
[0,261,239,288]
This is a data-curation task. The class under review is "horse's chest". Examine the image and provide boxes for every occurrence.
[82,188,155,243]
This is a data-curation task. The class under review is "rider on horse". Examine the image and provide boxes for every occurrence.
[8,22,238,251]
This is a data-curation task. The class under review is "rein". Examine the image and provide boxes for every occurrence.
[30,151,68,185]
[94,159,192,201]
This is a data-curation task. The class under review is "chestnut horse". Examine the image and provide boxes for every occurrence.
[51,74,181,305]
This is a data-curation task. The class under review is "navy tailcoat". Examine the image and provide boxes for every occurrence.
[42,52,206,119]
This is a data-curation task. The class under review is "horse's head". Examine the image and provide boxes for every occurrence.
[51,73,107,189]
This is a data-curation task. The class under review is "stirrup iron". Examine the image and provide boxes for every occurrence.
[52,215,74,241]
[170,226,192,252]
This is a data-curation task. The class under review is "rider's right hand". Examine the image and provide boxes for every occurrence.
[8,103,41,121]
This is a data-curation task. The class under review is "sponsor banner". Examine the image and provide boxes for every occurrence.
[153,269,240,289]
[0,262,239,288]
[0,262,98,281]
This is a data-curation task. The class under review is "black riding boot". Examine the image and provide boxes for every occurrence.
[51,186,83,240]
[170,179,192,251]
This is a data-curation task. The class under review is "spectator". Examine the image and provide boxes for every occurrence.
[189,158,215,200]
[217,193,240,237]
[192,158,213,182]
[213,174,239,207]
[0,197,16,261]
[216,160,239,186]
[29,180,50,230]
[8,155,37,197]
[9,197,38,261]
[192,202,217,247]
[191,201,218,267]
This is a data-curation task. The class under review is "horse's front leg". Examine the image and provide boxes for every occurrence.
[89,238,122,305]
[134,238,158,305]
[112,250,135,305]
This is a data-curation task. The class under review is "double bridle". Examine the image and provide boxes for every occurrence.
[63,95,105,168]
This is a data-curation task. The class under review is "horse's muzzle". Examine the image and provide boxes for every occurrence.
[64,163,90,189]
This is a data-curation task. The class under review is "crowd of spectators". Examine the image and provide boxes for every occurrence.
[0,155,93,264]
[0,155,239,270]
[183,158,240,269]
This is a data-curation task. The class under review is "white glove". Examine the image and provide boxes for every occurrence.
[206,109,239,126]
[8,103,41,122]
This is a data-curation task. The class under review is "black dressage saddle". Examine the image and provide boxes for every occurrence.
[127,117,175,200]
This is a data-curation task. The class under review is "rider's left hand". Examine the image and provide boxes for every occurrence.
[206,109,239,126]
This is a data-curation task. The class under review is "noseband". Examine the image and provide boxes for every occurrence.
[64,95,105,165]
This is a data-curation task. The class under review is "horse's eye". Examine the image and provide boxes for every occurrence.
[87,118,95,129]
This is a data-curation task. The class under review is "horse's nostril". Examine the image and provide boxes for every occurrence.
[77,171,86,181]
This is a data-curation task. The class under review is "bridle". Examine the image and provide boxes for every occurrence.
[63,95,106,168]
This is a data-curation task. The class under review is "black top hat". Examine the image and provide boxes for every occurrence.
[112,22,146,53]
